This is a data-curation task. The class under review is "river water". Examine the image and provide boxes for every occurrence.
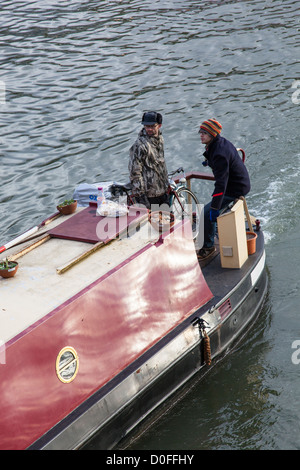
[1,0,299,450]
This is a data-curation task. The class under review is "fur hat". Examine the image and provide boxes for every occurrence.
[141,111,162,125]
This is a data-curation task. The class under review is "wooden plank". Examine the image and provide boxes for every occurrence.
[56,240,105,275]
[56,212,149,275]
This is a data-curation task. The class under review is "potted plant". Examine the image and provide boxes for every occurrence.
[57,199,77,215]
[0,258,19,278]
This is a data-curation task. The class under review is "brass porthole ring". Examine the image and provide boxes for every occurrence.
[56,346,79,383]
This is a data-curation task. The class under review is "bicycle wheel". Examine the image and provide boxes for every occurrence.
[171,187,201,240]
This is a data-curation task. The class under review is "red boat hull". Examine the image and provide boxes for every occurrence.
[0,221,212,449]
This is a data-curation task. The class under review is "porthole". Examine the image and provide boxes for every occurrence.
[56,347,79,383]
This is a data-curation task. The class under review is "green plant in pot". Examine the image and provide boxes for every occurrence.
[57,199,77,215]
[0,258,19,278]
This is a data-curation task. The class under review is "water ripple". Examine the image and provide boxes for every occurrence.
[0,0,299,242]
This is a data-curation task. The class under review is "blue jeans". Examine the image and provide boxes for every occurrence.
[203,196,236,248]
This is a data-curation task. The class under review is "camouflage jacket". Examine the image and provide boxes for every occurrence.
[128,128,169,198]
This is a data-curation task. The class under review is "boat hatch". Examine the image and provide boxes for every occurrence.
[48,205,148,244]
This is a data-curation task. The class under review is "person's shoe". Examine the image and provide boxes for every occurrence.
[197,246,216,260]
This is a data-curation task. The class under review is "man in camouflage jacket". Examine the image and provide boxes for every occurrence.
[129,111,169,209]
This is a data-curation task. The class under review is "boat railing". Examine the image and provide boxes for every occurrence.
[173,148,245,192]
[172,171,213,193]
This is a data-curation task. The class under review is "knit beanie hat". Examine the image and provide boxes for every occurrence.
[199,118,222,137]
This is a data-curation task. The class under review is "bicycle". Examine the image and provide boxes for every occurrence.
[166,167,201,240]
[109,167,201,240]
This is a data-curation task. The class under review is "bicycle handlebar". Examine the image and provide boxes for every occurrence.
[168,167,185,177]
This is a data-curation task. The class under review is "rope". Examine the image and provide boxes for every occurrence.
[203,330,212,366]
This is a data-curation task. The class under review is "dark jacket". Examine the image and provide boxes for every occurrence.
[203,135,251,210]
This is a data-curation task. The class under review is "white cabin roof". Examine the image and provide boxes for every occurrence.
[0,209,159,344]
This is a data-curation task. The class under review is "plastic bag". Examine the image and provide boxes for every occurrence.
[73,181,126,207]
[96,199,129,217]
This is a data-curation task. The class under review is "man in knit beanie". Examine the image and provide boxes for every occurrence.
[198,118,251,261]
